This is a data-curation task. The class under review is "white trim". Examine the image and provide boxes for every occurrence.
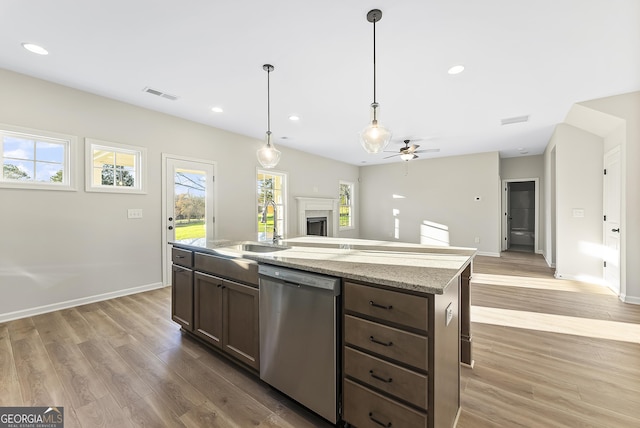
[85,138,147,194]
[0,282,164,323]
[477,251,500,257]
[620,294,640,305]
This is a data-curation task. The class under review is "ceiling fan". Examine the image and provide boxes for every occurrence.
[383,139,440,161]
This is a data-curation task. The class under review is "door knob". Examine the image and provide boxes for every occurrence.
[168,217,173,221]
[611,228,620,233]
[168,226,174,230]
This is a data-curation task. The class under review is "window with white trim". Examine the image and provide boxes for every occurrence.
[86,138,147,193]
[0,125,76,190]
[339,181,355,230]
[257,170,287,242]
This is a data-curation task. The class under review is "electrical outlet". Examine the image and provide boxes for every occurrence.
[127,208,143,219]
[445,303,453,326]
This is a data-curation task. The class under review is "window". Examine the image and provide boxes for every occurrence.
[339,181,355,230]
[86,138,147,193]
[257,170,287,242]
[0,124,76,190]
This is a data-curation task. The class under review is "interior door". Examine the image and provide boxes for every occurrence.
[603,147,621,294]
[503,182,511,250]
[163,155,215,285]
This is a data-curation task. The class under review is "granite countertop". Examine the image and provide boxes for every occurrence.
[171,236,476,295]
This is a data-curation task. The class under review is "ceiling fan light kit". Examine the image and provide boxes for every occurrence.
[360,9,392,154]
[256,64,281,168]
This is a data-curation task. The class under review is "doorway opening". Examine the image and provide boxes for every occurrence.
[502,179,538,254]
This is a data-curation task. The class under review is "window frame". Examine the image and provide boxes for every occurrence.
[0,124,77,191]
[256,169,288,242]
[339,180,355,230]
[85,138,147,194]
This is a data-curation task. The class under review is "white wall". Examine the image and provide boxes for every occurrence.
[500,155,545,253]
[549,124,604,282]
[359,152,501,255]
[0,68,359,320]
[571,91,640,303]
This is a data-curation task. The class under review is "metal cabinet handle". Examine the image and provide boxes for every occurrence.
[369,300,393,310]
[369,336,393,347]
[612,228,620,233]
[176,255,185,258]
[369,370,393,383]
[368,412,392,427]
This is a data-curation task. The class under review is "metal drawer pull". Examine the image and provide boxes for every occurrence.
[369,336,393,347]
[369,370,393,383]
[369,412,392,427]
[369,300,393,310]
[176,255,185,258]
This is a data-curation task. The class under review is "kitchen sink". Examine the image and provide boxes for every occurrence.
[225,243,290,253]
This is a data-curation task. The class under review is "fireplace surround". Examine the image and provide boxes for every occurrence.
[296,197,339,237]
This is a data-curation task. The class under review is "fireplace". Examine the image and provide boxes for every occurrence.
[296,197,339,237]
[306,217,328,236]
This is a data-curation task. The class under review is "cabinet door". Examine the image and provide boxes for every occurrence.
[194,272,224,348]
[222,280,260,370]
[171,265,193,331]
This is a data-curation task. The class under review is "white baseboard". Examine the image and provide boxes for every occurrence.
[620,294,640,305]
[0,282,165,323]
[477,251,500,257]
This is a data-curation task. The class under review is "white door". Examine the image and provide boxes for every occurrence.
[162,155,215,285]
[603,147,621,294]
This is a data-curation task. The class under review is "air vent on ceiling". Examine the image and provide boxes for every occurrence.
[501,115,529,125]
[142,87,179,101]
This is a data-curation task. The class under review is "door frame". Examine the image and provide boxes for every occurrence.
[161,153,217,286]
[501,178,539,252]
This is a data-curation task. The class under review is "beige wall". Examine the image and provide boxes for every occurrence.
[0,68,359,320]
[359,152,501,255]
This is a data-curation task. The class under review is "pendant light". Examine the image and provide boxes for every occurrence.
[256,64,281,168]
[360,9,392,154]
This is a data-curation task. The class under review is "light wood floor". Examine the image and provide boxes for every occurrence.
[1,252,639,427]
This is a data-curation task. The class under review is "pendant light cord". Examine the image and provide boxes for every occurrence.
[267,68,271,135]
[372,16,377,104]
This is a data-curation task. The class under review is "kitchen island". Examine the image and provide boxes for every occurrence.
[170,236,475,428]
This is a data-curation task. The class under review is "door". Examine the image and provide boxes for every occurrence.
[194,272,224,348]
[171,265,193,331]
[223,279,260,370]
[163,155,215,285]
[603,147,621,294]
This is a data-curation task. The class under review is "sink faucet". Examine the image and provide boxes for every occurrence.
[262,199,282,244]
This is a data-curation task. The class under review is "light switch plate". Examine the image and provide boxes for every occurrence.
[572,208,585,218]
[128,208,143,219]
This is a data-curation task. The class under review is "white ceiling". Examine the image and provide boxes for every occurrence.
[1,0,639,166]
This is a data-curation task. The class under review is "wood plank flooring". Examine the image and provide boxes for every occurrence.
[1,251,639,427]
[458,251,640,427]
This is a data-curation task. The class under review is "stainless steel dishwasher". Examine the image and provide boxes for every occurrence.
[258,264,341,424]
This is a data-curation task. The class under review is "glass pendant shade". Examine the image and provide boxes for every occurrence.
[360,102,392,153]
[400,153,414,161]
[257,131,281,168]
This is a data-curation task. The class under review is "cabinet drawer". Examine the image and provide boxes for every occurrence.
[345,315,428,371]
[194,253,258,286]
[345,281,428,331]
[345,347,428,410]
[343,379,427,428]
[172,248,193,268]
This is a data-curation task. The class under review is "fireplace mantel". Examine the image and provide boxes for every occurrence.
[296,197,339,237]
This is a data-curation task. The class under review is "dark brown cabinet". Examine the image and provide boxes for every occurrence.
[342,279,460,428]
[193,272,260,370]
[171,248,194,331]
[171,246,260,372]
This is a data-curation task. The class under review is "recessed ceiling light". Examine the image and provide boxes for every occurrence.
[22,43,48,55]
[211,107,223,113]
[289,115,300,121]
[447,65,465,75]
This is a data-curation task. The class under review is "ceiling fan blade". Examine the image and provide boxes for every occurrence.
[383,153,401,159]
